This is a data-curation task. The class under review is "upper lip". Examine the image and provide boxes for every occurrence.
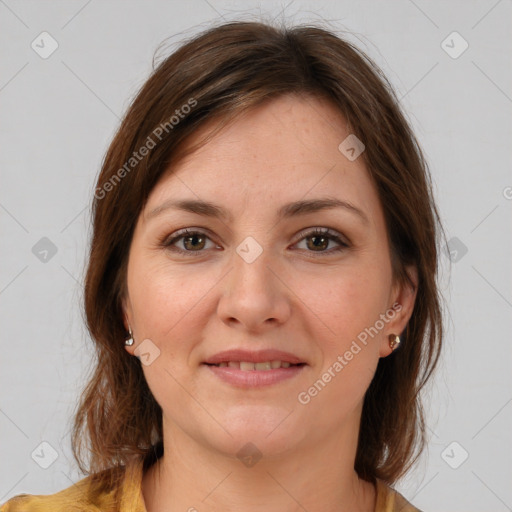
[203,349,306,365]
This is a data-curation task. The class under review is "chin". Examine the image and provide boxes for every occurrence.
[210,404,306,457]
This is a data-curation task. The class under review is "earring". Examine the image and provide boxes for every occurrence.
[125,326,134,346]
[388,334,401,351]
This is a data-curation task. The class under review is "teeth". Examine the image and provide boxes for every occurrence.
[255,362,271,371]
[213,360,298,370]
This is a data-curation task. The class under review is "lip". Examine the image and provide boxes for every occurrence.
[203,349,305,365]
[204,364,306,388]
[202,349,307,389]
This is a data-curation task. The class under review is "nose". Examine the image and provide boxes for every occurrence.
[216,242,292,334]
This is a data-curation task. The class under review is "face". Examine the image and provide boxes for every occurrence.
[122,94,417,458]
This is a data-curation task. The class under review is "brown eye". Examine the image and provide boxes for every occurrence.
[306,233,329,251]
[294,228,349,255]
[181,232,206,251]
[163,229,216,255]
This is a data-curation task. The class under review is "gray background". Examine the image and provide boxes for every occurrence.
[1,1,511,510]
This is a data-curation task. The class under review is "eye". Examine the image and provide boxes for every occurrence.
[293,227,349,256]
[162,228,219,256]
[161,227,349,257]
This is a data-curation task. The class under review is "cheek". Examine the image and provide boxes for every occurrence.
[127,255,224,375]
[300,264,391,412]
[128,261,216,410]
[128,255,207,332]
[299,271,387,417]
[313,266,391,351]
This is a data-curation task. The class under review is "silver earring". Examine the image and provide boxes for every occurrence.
[125,326,134,346]
[388,334,400,351]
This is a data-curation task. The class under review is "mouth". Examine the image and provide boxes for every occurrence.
[202,349,307,387]
[204,361,306,371]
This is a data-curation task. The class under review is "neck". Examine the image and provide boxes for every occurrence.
[142,410,376,512]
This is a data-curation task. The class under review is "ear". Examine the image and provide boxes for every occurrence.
[121,294,136,355]
[379,264,418,357]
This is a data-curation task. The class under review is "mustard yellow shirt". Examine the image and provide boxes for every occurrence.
[1,457,422,511]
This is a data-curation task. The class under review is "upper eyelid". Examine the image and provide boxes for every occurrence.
[295,226,348,242]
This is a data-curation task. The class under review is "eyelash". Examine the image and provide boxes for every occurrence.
[160,227,350,258]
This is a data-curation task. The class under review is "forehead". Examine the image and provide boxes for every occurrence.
[144,94,383,229]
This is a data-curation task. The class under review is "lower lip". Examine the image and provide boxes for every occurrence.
[203,363,306,388]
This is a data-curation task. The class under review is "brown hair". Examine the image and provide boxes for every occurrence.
[72,19,446,495]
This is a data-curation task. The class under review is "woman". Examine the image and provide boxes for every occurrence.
[1,20,445,512]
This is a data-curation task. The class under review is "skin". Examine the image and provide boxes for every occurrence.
[122,93,418,512]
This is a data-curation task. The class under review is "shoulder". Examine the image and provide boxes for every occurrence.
[0,475,114,512]
[375,479,424,512]
[0,465,131,512]
[0,481,92,511]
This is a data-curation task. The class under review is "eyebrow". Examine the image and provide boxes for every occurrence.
[146,197,369,225]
